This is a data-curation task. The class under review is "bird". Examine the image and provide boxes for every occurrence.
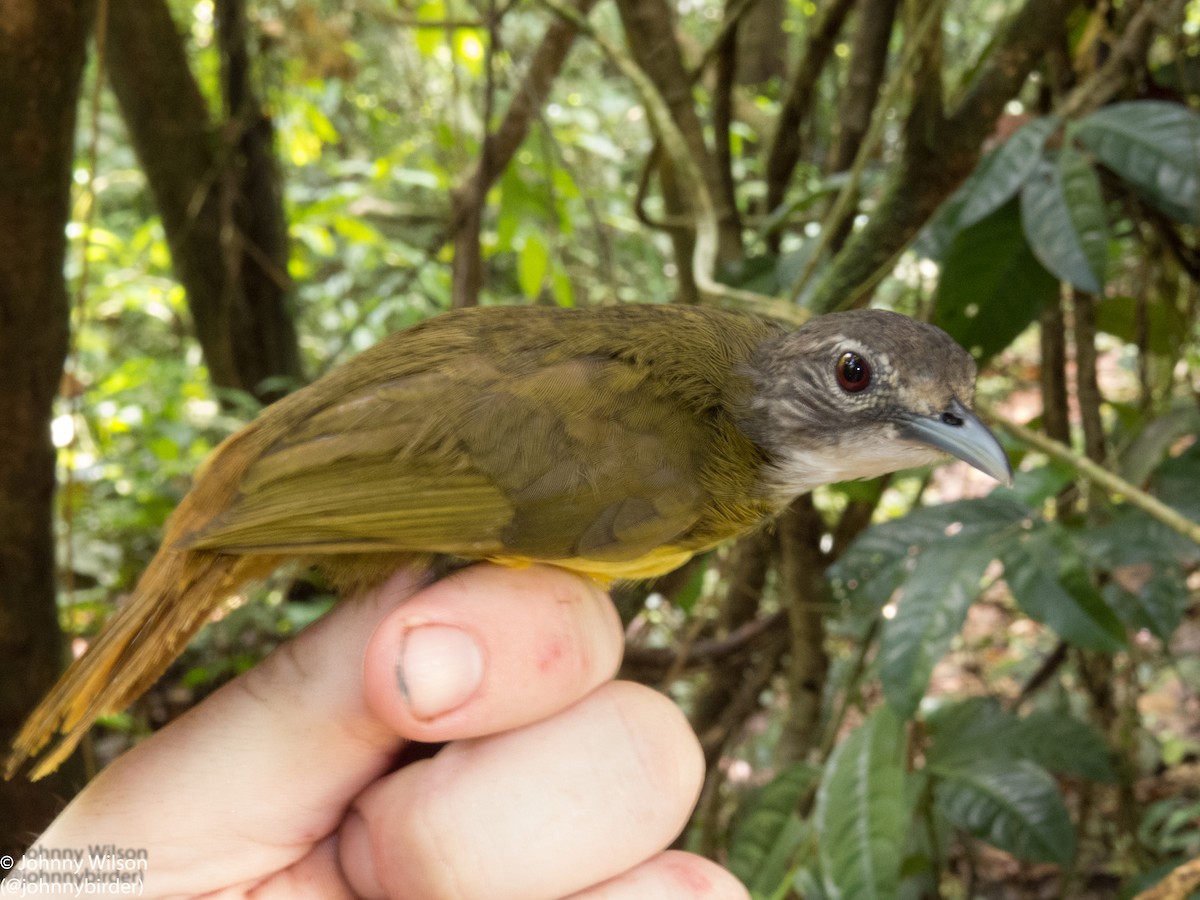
[7,302,1011,779]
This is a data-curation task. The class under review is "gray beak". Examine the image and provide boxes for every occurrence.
[900,398,1013,485]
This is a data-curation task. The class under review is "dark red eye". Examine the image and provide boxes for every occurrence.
[836,351,871,392]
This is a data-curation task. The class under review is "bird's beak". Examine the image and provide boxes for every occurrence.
[899,398,1013,485]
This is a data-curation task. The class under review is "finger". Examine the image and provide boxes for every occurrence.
[38,569,427,896]
[363,563,623,742]
[566,851,750,900]
[340,681,705,900]
[39,564,621,896]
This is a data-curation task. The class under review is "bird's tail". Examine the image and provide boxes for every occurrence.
[5,545,278,781]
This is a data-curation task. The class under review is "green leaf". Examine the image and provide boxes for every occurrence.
[1009,711,1116,783]
[1095,294,1189,357]
[1000,524,1126,652]
[831,497,1029,622]
[958,116,1060,229]
[1019,147,1107,292]
[728,762,819,895]
[1078,505,1198,641]
[816,707,906,900]
[332,214,383,246]
[413,0,446,55]
[550,267,575,307]
[932,198,1059,363]
[1076,100,1200,225]
[517,233,550,299]
[1118,404,1200,487]
[926,698,1116,784]
[1151,441,1200,523]
[879,540,996,717]
[931,756,1076,864]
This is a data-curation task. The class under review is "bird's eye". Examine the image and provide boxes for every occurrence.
[836,352,871,393]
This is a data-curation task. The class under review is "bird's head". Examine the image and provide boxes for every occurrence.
[739,309,1012,500]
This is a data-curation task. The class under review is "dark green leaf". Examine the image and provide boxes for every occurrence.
[1000,524,1126,652]
[920,117,1058,260]
[1152,441,1200,523]
[1119,404,1200,487]
[830,497,1028,618]
[932,199,1059,362]
[925,697,1115,783]
[1000,464,1077,508]
[1095,295,1189,357]
[917,188,970,261]
[1009,711,1116,783]
[932,757,1076,864]
[925,696,1011,764]
[1076,100,1200,225]
[879,540,996,717]
[958,117,1060,229]
[1102,579,1186,644]
[1019,148,1107,292]
[728,762,819,895]
[1082,505,1200,569]
[831,497,1029,621]
[816,707,907,899]
[1078,504,1198,640]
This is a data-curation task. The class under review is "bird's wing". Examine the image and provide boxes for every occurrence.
[185,356,710,562]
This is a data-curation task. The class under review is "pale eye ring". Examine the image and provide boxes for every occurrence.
[836,351,871,392]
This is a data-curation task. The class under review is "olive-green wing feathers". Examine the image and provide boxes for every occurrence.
[185,357,710,562]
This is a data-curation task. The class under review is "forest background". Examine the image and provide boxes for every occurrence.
[1,0,1199,896]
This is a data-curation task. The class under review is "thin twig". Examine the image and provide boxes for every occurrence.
[623,610,785,675]
[980,401,1200,546]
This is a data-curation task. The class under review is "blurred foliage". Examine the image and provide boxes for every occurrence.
[56,0,1200,896]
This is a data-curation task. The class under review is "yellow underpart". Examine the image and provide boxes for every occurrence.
[488,547,697,584]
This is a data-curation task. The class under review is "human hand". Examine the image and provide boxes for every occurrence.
[22,564,748,898]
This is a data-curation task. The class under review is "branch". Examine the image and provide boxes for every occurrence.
[805,0,1080,314]
[444,0,595,307]
[450,0,598,216]
[450,0,504,308]
[979,402,1200,547]
[613,0,742,262]
[763,0,857,226]
[785,0,945,304]
[621,610,785,676]
[825,0,900,253]
[537,0,801,321]
[1058,0,1190,119]
[108,0,303,401]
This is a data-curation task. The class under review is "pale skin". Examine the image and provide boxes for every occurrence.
[25,564,749,899]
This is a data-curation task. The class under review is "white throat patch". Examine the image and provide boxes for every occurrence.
[762,433,943,500]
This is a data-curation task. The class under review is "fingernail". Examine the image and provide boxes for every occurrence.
[396,625,484,720]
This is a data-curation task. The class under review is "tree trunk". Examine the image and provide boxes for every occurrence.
[807,0,1080,313]
[735,0,786,85]
[775,496,831,762]
[826,0,900,253]
[106,0,302,403]
[0,0,94,845]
